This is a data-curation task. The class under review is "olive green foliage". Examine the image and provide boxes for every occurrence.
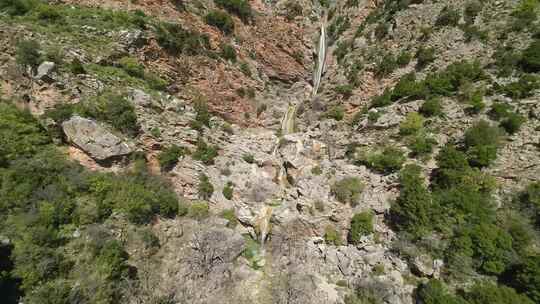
[0,103,50,165]
[500,74,540,99]
[464,120,501,167]
[399,112,425,136]
[349,211,374,244]
[420,98,443,117]
[416,47,436,68]
[324,105,345,121]
[500,112,525,135]
[508,254,540,302]
[391,73,427,101]
[85,92,139,136]
[0,0,38,16]
[324,225,342,246]
[359,146,406,174]
[390,165,435,236]
[370,89,392,108]
[156,22,209,56]
[375,53,398,77]
[328,16,350,42]
[466,89,486,114]
[284,1,302,21]
[416,280,466,304]
[222,181,234,200]
[435,6,461,27]
[190,99,211,131]
[334,84,354,98]
[69,58,86,74]
[464,281,534,304]
[188,201,210,219]
[158,145,185,171]
[242,153,255,163]
[205,10,234,34]
[397,50,412,66]
[332,177,364,205]
[118,57,167,90]
[198,174,214,200]
[214,0,253,23]
[0,104,181,304]
[220,209,238,227]
[220,43,237,62]
[510,0,539,32]
[521,40,540,72]
[192,137,219,165]
[519,182,540,227]
[15,39,41,68]
[464,1,483,24]
[408,133,437,157]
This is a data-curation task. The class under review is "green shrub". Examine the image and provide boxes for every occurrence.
[0,0,38,16]
[220,43,237,62]
[390,164,435,236]
[205,10,235,34]
[521,40,540,72]
[239,61,252,77]
[158,145,185,171]
[324,105,345,121]
[375,53,398,77]
[435,6,461,27]
[510,0,539,32]
[324,225,342,245]
[86,92,139,136]
[220,208,238,227]
[284,1,302,21]
[215,0,253,23]
[361,146,406,174]
[462,25,488,42]
[191,99,211,130]
[348,211,374,244]
[419,98,443,117]
[416,280,465,304]
[501,74,540,99]
[464,1,483,24]
[465,282,534,304]
[35,4,63,23]
[493,47,522,77]
[408,133,437,157]
[396,51,412,67]
[467,89,486,114]
[192,138,219,165]
[242,153,255,163]
[16,39,41,69]
[332,177,364,205]
[391,73,427,101]
[69,58,86,75]
[464,120,501,167]
[118,56,144,78]
[368,111,381,123]
[334,84,354,98]
[399,112,425,136]
[416,47,436,68]
[509,254,540,302]
[311,166,323,175]
[155,22,209,56]
[198,174,214,200]
[188,201,210,219]
[370,89,393,108]
[0,103,50,164]
[489,102,513,121]
[222,181,234,200]
[500,113,525,134]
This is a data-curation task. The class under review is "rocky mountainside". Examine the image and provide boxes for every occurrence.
[1,1,539,304]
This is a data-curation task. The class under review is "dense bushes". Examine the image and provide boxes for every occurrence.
[464,120,501,167]
[214,0,253,23]
[521,40,540,72]
[15,39,42,69]
[86,92,140,136]
[158,145,186,171]
[332,177,364,205]
[419,98,443,117]
[358,146,406,174]
[399,112,424,136]
[155,22,209,56]
[205,10,235,34]
[348,211,374,244]
[220,43,237,62]
[435,6,461,27]
[192,137,219,165]
[416,47,436,69]
[0,103,184,304]
[198,174,214,200]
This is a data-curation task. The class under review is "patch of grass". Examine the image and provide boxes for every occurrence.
[399,112,425,136]
[324,225,342,246]
[188,201,210,219]
[349,211,374,244]
[221,208,238,228]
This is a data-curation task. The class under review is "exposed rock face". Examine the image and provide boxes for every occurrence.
[62,116,133,161]
[35,61,56,82]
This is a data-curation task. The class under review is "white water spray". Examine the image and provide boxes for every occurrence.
[312,23,327,96]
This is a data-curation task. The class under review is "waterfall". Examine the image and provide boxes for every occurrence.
[312,23,327,96]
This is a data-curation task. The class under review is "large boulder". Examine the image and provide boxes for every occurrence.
[62,116,133,161]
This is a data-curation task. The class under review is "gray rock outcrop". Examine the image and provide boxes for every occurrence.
[62,116,133,161]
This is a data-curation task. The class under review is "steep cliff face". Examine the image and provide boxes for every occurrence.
[1,0,539,304]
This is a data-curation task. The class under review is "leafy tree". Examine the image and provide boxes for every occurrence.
[464,120,501,167]
[15,39,41,69]
[510,254,540,302]
[521,40,540,72]
[85,92,139,136]
[420,97,443,117]
[464,281,534,304]
[416,280,467,304]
